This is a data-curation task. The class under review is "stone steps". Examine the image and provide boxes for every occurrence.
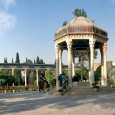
[66,86,115,96]
[99,87,115,94]
[73,82,90,88]
[47,82,115,96]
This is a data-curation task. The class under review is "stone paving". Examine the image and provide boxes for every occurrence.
[0,91,115,115]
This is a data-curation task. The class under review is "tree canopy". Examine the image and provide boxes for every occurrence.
[15,52,20,63]
[63,21,68,26]
[4,57,8,63]
[0,71,15,86]
[73,9,87,18]
[35,56,45,64]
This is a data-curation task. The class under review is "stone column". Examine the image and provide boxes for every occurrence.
[36,69,39,86]
[55,44,60,88]
[89,40,95,86]
[12,68,15,75]
[67,41,72,87]
[12,68,15,86]
[59,47,63,74]
[72,51,75,77]
[100,47,104,85]
[25,69,27,86]
[88,52,91,83]
[103,43,107,86]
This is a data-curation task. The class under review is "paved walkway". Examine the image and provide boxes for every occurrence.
[0,91,115,115]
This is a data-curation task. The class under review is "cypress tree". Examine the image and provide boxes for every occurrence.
[15,52,20,63]
[12,58,14,63]
[34,59,36,64]
[15,53,21,85]
[4,57,8,63]
[36,56,39,64]
[26,57,27,63]
[4,58,5,63]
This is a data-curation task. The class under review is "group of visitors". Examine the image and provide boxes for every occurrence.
[58,74,69,88]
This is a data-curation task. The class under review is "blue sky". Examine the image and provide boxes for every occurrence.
[0,0,115,64]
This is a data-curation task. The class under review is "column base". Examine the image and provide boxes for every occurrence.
[56,86,62,90]
[101,79,107,87]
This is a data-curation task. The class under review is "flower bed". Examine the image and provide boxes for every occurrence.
[0,85,39,93]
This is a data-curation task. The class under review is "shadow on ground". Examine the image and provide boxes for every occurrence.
[0,91,115,114]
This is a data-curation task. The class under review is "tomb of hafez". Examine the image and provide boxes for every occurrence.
[54,13,108,89]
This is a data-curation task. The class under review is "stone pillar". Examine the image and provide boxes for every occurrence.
[36,69,39,86]
[88,52,91,83]
[59,47,63,74]
[100,47,104,85]
[89,40,95,86]
[103,43,107,86]
[67,41,72,87]
[25,69,27,86]
[12,68,15,75]
[12,68,15,86]
[72,51,75,77]
[55,44,60,88]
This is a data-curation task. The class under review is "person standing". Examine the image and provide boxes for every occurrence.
[61,74,65,88]
[58,74,62,87]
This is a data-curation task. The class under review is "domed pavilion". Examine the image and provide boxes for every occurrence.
[54,16,108,88]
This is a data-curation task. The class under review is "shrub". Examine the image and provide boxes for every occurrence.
[108,78,114,87]
[92,82,99,88]
[58,88,63,92]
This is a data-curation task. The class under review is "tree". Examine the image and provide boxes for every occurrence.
[45,70,56,86]
[94,70,101,81]
[77,50,98,81]
[63,21,68,26]
[39,59,43,64]
[26,57,28,63]
[73,8,87,18]
[24,57,33,64]
[36,56,39,64]
[14,70,22,86]
[0,71,15,86]
[15,52,20,63]
[15,52,21,85]
[25,58,33,64]
[34,59,36,64]
[12,58,14,63]
[36,56,45,64]
[4,57,8,63]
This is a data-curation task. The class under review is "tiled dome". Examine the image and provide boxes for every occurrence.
[55,16,107,39]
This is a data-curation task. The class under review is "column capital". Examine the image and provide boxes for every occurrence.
[66,41,72,49]
[36,68,39,72]
[59,46,63,56]
[100,48,103,54]
[89,39,96,48]
[55,44,60,52]
[103,43,107,51]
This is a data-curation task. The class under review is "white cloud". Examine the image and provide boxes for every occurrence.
[0,0,15,10]
[0,11,16,38]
